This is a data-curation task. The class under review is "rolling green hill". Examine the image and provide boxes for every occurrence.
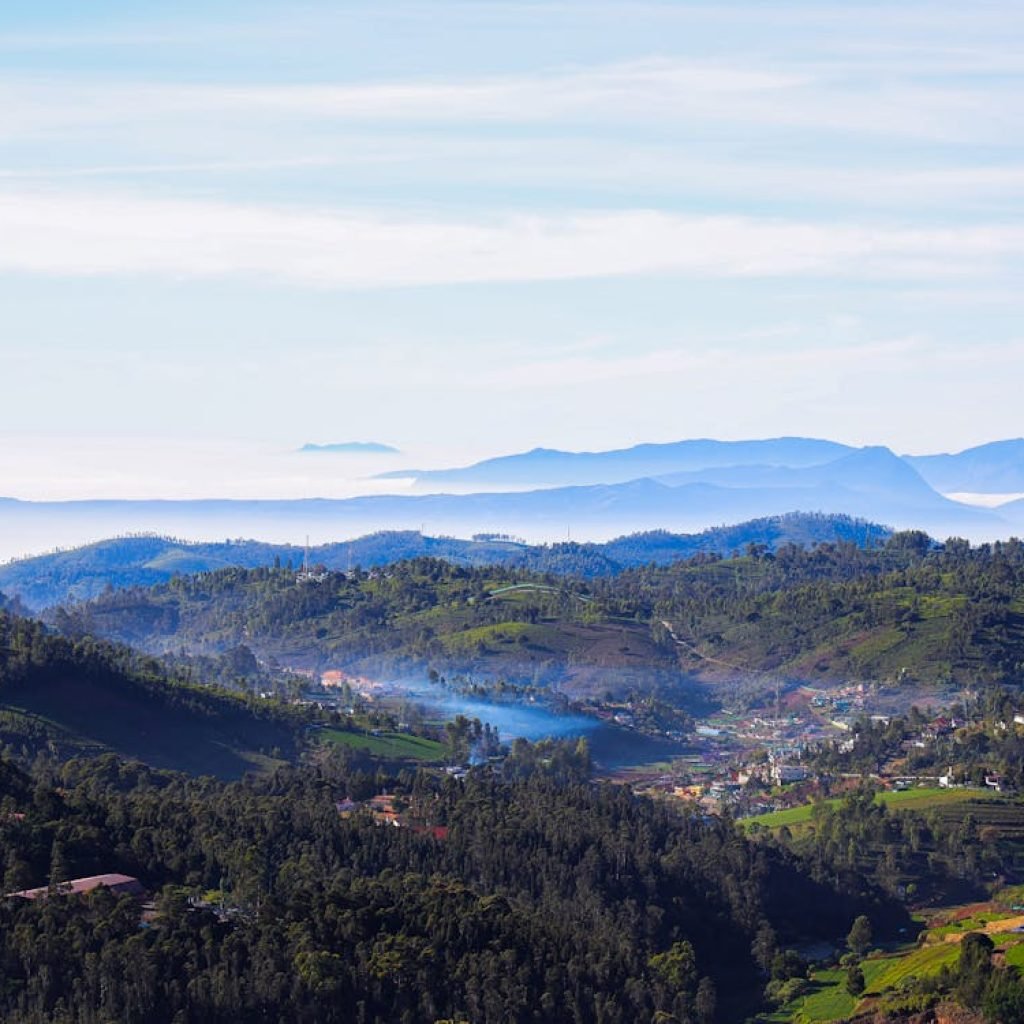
[0,512,889,610]
[49,559,679,694]
[45,531,1024,695]
[646,534,1024,687]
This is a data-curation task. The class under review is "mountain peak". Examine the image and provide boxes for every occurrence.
[378,436,855,487]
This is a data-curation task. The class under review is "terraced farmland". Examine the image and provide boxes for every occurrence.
[861,943,959,992]
[743,787,1010,832]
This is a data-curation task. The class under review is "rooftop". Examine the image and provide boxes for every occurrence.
[5,873,144,901]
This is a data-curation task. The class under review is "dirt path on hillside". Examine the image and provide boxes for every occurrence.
[943,915,1024,942]
[659,620,771,675]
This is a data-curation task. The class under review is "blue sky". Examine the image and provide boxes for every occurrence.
[2,1,1023,498]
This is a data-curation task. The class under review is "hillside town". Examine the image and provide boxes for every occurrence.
[287,661,1022,828]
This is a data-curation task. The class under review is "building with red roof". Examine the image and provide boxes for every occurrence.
[5,873,145,901]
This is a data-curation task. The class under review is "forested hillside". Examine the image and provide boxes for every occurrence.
[0,512,888,610]
[53,533,1024,692]
[0,750,906,1023]
[642,533,1024,687]
[50,559,681,692]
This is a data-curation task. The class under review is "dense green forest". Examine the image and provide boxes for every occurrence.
[5,593,1024,1020]
[0,748,906,1024]
[639,532,1024,687]
[53,532,1024,693]
[49,558,681,692]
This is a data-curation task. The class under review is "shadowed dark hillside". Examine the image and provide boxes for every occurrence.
[0,611,302,778]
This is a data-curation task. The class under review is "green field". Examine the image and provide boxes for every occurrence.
[766,969,857,1023]
[743,788,1008,831]
[438,620,539,655]
[320,727,447,761]
[770,891,1024,1024]
[743,802,831,830]
[769,946,958,1023]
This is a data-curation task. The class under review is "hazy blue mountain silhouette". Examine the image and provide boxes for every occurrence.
[300,441,399,454]
[378,436,854,487]
[0,447,1004,559]
[2,441,1016,566]
[904,439,1024,493]
[657,446,939,496]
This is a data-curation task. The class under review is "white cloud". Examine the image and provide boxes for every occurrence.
[0,156,338,180]
[8,147,1022,213]
[2,54,1018,144]
[3,133,1022,242]
[1,190,1022,288]
[472,337,927,389]
[0,61,801,133]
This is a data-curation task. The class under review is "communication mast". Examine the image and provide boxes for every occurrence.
[297,534,326,583]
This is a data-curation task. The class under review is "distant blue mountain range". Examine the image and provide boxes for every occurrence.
[2,437,1023,562]
[377,436,854,487]
[903,439,1024,493]
[380,436,1024,496]
[300,441,399,454]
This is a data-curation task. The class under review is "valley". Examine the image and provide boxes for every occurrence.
[5,454,1024,1024]
[5,0,1023,1015]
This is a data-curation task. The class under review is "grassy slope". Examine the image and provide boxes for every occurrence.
[64,566,677,695]
[861,943,960,992]
[766,969,857,1023]
[770,945,961,1022]
[320,728,446,761]
[42,538,1024,695]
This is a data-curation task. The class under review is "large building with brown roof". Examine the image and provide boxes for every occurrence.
[4,873,145,901]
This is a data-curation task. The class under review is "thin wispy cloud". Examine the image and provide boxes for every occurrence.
[2,55,1018,144]
[2,0,1022,477]
[5,147,1021,216]
[2,191,1022,288]
[1,61,805,129]
[0,157,337,180]
[472,337,930,390]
